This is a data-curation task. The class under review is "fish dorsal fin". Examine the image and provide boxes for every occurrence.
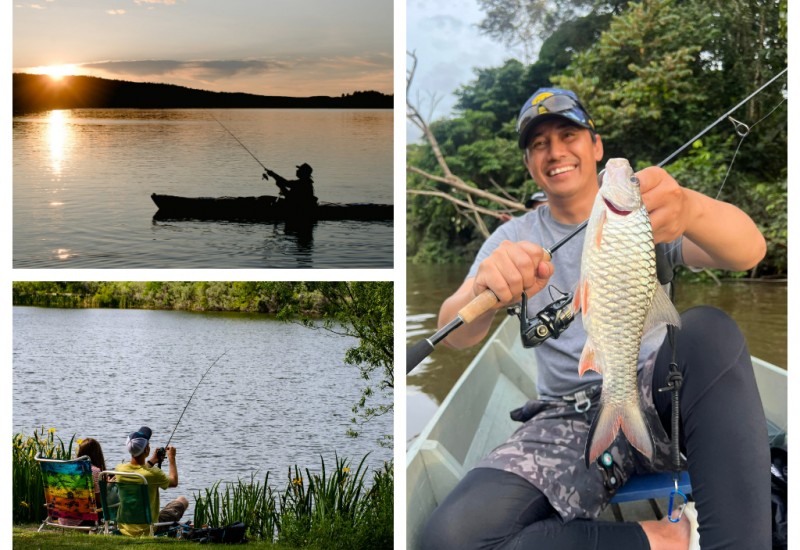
[643,284,682,334]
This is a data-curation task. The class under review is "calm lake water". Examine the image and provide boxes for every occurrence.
[406,262,787,446]
[13,109,393,268]
[13,307,393,520]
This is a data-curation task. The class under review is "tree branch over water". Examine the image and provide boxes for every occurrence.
[406,51,527,239]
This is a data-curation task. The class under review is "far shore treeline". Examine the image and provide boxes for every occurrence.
[12,73,393,114]
[12,281,368,315]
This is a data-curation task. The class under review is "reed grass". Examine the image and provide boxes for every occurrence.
[12,427,75,523]
[192,454,393,548]
[193,471,279,542]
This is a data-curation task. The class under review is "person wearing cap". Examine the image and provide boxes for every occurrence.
[424,88,769,549]
[525,191,548,210]
[113,426,188,537]
[263,163,318,209]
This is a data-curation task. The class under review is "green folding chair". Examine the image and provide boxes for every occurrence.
[98,470,176,536]
[35,454,102,533]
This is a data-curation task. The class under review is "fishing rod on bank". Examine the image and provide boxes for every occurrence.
[406,67,788,374]
[155,349,230,467]
[210,113,270,173]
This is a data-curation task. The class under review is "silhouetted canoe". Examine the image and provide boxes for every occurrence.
[151,194,393,222]
[406,316,786,549]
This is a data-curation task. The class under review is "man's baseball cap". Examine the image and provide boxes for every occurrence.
[516,88,596,149]
[126,426,152,457]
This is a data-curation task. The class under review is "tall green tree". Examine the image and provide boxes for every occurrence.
[476,0,627,62]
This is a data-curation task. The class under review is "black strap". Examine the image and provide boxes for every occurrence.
[658,280,683,474]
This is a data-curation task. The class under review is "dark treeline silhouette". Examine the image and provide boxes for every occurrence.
[13,73,393,114]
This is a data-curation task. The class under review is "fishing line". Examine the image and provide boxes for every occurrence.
[656,67,787,168]
[209,114,268,171]
[659,94,787,256]
[714,98,787,200]
[162,349,230,452]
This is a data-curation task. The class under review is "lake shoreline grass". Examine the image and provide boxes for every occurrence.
[12,525,330,549]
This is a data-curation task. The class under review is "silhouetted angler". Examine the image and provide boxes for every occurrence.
[263,163,318,209]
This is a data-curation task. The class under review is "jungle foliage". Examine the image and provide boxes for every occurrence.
[407,0,786,277]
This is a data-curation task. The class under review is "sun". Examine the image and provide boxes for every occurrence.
[34,64,78,81]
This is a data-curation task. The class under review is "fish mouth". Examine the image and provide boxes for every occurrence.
[603,197,632,216]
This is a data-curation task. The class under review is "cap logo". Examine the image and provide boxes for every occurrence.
[531,91,554,108]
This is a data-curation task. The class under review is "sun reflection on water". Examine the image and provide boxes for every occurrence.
[54,249,72,261]
[47,110,69,175]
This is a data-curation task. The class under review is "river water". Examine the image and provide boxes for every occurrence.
[406,262,787,445]
[12,307,393,520]
[13,109,393,269]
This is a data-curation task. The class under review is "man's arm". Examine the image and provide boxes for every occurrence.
[638,167,766,270]
[438,240,553,349]
[166,446,179,488]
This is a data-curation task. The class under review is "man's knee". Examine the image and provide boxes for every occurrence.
[159,496,188,523]
[676,306,749,366]
[672,305,760,412]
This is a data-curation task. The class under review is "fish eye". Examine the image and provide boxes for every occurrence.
[630,176,640,185]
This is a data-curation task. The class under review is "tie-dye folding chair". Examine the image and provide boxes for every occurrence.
[35,454,102,533]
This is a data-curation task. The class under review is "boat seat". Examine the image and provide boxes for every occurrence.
[609,470,691,521]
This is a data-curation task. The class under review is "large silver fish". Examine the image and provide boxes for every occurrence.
[574,158,681,467]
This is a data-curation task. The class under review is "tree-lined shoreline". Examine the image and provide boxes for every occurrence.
[13,73,393,114]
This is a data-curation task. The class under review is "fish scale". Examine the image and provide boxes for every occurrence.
[575,158,681,467]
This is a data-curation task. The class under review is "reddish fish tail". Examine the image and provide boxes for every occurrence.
[584,402,654,467]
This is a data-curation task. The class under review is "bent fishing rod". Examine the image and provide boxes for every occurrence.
[155,349,230,467]
[406,67,788,374]
[210,114,270,173]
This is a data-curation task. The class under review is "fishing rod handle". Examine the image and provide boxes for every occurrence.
[458,289,499,323]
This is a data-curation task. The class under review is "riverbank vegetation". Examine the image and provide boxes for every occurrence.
[13,428,392,548]
[407,0,787,279]
[11,281,365,314]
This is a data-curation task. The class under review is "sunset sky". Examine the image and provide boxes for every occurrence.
[13,0,393,97]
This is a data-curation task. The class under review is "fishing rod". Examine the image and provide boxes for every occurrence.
[155,349,230,467]
[210,114,269,172]
[406,68,788,374]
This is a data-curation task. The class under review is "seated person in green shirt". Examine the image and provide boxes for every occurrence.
[114,426,188,536]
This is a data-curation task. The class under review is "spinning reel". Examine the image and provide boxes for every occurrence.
[507,290,575,348]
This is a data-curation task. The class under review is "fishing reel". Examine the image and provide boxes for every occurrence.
[507,290,575,348]
[155,446,167,468]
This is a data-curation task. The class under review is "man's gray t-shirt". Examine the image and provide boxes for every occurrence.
[466,205,684,398]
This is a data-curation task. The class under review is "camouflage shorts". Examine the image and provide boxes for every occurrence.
[475,352,675,522]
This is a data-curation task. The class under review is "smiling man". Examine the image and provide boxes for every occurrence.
[425,88,771,550]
